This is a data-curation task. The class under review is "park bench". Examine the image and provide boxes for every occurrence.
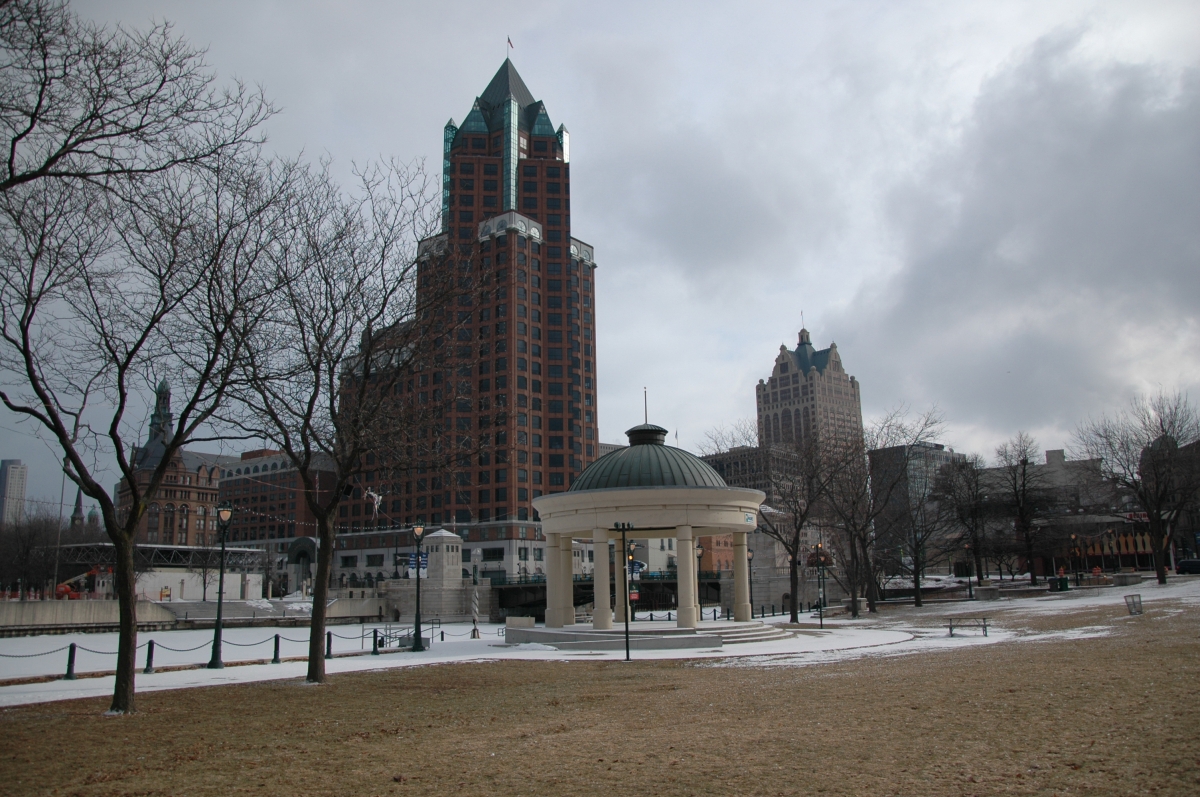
[947,617,989,637]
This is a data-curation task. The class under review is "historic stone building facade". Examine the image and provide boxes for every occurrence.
[756,328,863,449]
[115,381,234,547]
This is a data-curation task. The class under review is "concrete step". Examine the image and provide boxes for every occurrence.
[696,622,795,645]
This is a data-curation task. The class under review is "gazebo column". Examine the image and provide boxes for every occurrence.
[545,533,562,628]
[676,525,697,628]
[592,528,612,629]
[733,530,751,621]
[559,534,576,625]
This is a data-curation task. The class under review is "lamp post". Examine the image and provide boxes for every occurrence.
[412,525,425,652]
[695,543,704,619]
[747,548,755,617]
[206,502,234,669]
[815,542,826,630]
[619,525,631,661]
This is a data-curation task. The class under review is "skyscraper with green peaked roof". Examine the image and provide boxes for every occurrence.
[337,59,601,575]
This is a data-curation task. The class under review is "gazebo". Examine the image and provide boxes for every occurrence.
[532,423,765,630]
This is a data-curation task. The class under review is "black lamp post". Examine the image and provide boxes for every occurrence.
[787,553,794,621]
[206,502,234,669]
[412,525,425,652]
[619,525,632,661]
[695,543,704,619]
[815,542,826,630]
[747,548,755,617]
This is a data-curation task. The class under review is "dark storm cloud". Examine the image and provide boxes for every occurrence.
[837,31,1200,452]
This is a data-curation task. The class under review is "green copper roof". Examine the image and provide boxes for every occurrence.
[570,424,728,492]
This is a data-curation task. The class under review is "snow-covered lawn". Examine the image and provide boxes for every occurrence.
[1,576,1194,707]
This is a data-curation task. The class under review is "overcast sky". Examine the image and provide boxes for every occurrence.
[4,1,1199,508]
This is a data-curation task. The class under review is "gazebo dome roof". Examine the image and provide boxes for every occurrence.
[570,423,727,492]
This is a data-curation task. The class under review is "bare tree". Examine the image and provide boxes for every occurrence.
[994,431,1050,585]
[936,453,991,584]
[0,0,270,193]
[229,159,447,683]
[0,1,276,714]
[757,438,839,622]
[0,153,286,711]
[865,409,948,607]
[0,509,60,596]
[824,407,942,615]
[696,417,758,457]
[1073,391,1200,585]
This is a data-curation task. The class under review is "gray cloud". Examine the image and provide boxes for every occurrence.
[837,31,1200,455]
[4,2,1198,492]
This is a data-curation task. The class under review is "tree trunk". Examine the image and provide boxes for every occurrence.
[848,535,860,619]
[788,557,799,623]
[1023,528,1038,585]
[859,536,879,612]
[1149,519,1169,585]
[912,543,923,608]
[307,515,335,683]
[973,548,985,586]
[109,535,139,714]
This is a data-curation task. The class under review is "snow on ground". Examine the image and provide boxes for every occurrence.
[1,576,1194,708]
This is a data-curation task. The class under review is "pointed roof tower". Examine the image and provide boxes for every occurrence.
[479,58,536,112]
[70,486,84,529]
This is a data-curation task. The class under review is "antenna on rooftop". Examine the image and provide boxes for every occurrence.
[643,387,648,424]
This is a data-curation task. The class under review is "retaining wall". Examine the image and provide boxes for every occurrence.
[0,600,176,627]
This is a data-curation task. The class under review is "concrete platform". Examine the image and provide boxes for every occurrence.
[504,620,793,651]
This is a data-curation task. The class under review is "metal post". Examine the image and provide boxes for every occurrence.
[272,634,281,664]
[207,503,233,670]
[412,528,425,652]
[143,639,155,674]
[622,526,630,662]
[64,643,76,680]
[325,630,332,659]
[372,628,379,655]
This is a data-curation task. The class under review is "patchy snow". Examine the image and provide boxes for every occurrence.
[1,576,1194,708]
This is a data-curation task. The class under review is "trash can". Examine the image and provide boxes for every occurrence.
[1059,576,1070,592]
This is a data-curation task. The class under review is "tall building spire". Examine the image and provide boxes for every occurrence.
[147,379,173,445]
[70,486,84,529]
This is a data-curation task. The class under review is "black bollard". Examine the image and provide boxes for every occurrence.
[272,634,281,664]
[325,630,332,659]
[440,630,444,642]
[772,604,776,616]
[372,628,379,656]
[143,640,155,674]
[64,643,77,680]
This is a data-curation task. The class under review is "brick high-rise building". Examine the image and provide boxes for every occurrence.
[329,60,600,579]
[427,59,599,520]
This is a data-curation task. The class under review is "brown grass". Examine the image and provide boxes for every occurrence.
[2,599,1197,796]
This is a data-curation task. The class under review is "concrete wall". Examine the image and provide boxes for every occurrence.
[0,600,176,627]
[326,598,388,619]
[135,568,263,602]
[382,580,492,622]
